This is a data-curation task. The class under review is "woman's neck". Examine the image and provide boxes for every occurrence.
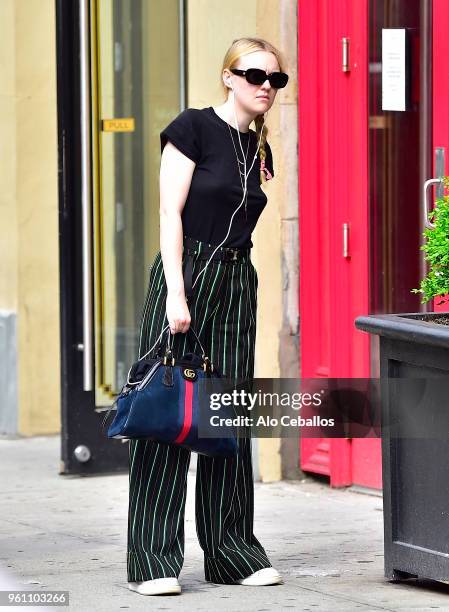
[213,101,253,133]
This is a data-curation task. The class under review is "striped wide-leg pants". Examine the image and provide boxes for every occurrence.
[127,236,272,584]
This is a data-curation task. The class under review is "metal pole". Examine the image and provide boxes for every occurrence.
[79,0,94,390]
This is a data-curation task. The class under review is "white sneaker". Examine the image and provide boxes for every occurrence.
[128,577,181,595]
[236,567,284,586]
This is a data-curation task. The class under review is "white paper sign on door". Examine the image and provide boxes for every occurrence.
[382,28,407,111]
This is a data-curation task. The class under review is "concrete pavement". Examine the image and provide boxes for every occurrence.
[1,435,449,611]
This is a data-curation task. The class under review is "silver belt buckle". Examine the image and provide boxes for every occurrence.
[230,248,239,261]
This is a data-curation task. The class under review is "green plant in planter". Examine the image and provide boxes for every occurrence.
[411,175,449,307]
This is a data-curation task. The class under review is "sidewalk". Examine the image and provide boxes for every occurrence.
[1,436,449,611]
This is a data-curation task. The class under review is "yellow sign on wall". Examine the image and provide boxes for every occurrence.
[102,118,135,132]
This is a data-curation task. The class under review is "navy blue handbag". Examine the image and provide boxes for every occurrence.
[102,324,238,457]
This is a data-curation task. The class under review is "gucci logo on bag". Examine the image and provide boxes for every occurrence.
[182,368,197,381]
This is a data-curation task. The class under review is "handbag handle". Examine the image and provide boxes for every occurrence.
[138,323,207,362]
[178,326,207,357]
[165,325,207,358]
[124,324,214,388]
[161,327,218,375]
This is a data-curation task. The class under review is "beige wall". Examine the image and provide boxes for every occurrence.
[0,0,60,434]
[0,1,18,311]
[187,0,297,481]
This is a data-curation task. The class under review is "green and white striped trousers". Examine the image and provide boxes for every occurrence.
[127,236,272,584]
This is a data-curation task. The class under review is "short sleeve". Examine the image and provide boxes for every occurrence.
[160,108,201,163]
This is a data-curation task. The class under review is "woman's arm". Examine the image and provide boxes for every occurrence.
[159,141,196,334]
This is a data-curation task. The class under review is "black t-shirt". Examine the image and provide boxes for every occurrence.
[159,106,274,248]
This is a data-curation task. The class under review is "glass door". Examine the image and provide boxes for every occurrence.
[57,0,184,474]
[92,0,183,407]
[368,0,431,317]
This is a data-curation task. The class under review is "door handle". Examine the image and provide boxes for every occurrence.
[423,178,443,230]
[343,223,350,258]
[342,37,350,72]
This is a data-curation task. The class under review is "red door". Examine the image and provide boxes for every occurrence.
[298,0,373,487]
[299,0,442,489]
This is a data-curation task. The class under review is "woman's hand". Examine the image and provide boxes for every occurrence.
[166,291,191,334]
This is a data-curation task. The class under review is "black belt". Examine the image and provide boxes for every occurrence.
[182,235,251,300]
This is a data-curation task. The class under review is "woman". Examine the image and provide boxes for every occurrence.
[127,36,289,597]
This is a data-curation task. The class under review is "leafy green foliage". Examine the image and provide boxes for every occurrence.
[411,176,449,305]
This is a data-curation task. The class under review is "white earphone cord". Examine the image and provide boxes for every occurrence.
[190,84,265,291]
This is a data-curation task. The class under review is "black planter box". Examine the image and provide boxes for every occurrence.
[355,311,449,583]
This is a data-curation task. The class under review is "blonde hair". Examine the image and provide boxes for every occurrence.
[220,37,286,183]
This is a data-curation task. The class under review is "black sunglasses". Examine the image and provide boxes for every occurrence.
[230,68,289,89]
